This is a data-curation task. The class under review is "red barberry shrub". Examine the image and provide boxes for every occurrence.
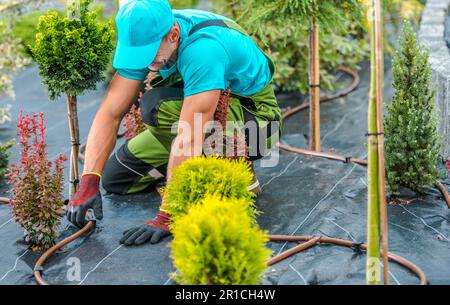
[5,112,67,251]
[204,88,249,159]
[123,100,146,140]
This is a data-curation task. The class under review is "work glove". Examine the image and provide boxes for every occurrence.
[120,210,171,246]
[66,173,103,228]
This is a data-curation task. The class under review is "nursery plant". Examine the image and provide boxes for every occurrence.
[123,101,146,140]
[203,88,249,159]
[32,0,113,195]
[384,21,440,194]
[0,140,14,187]
[5,112,67,251]
[161,155,256,220]
[170,195,271,285]
[212,0,424,95]
[213,0,363,152]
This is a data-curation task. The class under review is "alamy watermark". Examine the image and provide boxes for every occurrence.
[66,256,81,282]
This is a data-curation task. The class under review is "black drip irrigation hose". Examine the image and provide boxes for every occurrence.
[34,221,94,285]
[278,66,366,165]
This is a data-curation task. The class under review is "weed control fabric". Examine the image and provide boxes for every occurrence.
[1,62,450,285]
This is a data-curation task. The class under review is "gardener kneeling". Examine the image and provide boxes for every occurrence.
[66,0,282,245]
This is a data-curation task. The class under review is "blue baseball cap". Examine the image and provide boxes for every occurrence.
[113,0,174,70]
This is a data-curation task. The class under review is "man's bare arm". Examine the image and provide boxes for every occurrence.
[83,72,142,175]
[165,90,220,183]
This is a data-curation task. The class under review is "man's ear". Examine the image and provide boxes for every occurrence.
[169,23,180,43]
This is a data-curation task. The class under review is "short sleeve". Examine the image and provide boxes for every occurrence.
[178,38,230,97]
[116,68,150,81]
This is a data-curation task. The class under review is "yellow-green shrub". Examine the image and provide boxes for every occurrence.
[162,156,255,220]
[170,195,271,284]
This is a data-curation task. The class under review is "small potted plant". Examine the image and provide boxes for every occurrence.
[31,0,113,196]
[384,21,441,196]
[6,112,67,251]
[170,195,271,284]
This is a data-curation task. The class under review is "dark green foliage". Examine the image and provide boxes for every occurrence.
[31,0,114,100]
[0,140,14,187]
[222,0,363,37]
[384,21,440,194]
[212,0,367,94]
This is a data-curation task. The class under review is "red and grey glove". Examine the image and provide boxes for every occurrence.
[66,173,103,228]
[120,211,171,246]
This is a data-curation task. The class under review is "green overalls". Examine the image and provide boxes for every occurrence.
[101,19,283,195]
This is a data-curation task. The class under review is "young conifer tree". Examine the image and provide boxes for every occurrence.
[32,0,113,196]
[384,21,440,194]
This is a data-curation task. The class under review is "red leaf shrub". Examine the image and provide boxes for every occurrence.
[123,100,146,140]
[204,88,249,159]
[5,112,67,250]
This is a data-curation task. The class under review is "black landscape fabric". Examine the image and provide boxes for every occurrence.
[0,61,449,285]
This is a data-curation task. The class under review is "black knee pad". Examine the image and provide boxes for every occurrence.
[242,108,281,161]
[102,144,163,195]
[140,87,184,127]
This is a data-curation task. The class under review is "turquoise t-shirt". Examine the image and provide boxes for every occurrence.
[115,9,272,97]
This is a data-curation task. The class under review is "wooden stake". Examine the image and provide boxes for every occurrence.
[308,15,321,151]
[67,95,80,197]
[374,0,389,285]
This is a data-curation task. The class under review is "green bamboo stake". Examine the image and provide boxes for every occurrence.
[374,0,389,285]
[366,0,381,285]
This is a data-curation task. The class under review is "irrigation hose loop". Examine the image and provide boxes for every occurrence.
[435,181,450,209]
[34,221,95,285]
[279,67,365,166]
[266,234,427,285]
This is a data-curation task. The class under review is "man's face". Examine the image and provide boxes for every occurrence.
[148,25,179,72]
[148,39,174,72]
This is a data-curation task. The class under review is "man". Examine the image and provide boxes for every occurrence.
[66,0,282,246]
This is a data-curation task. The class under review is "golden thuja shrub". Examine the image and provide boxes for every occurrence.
[162,155,256,220]
[170,195,271,284]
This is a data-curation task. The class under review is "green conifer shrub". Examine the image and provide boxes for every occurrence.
[162,156,256,220]
[0,140,14,187]
[31,0,113,100]
[212,0,367,94]
[384,21,440,194]
[170,195,271,284]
